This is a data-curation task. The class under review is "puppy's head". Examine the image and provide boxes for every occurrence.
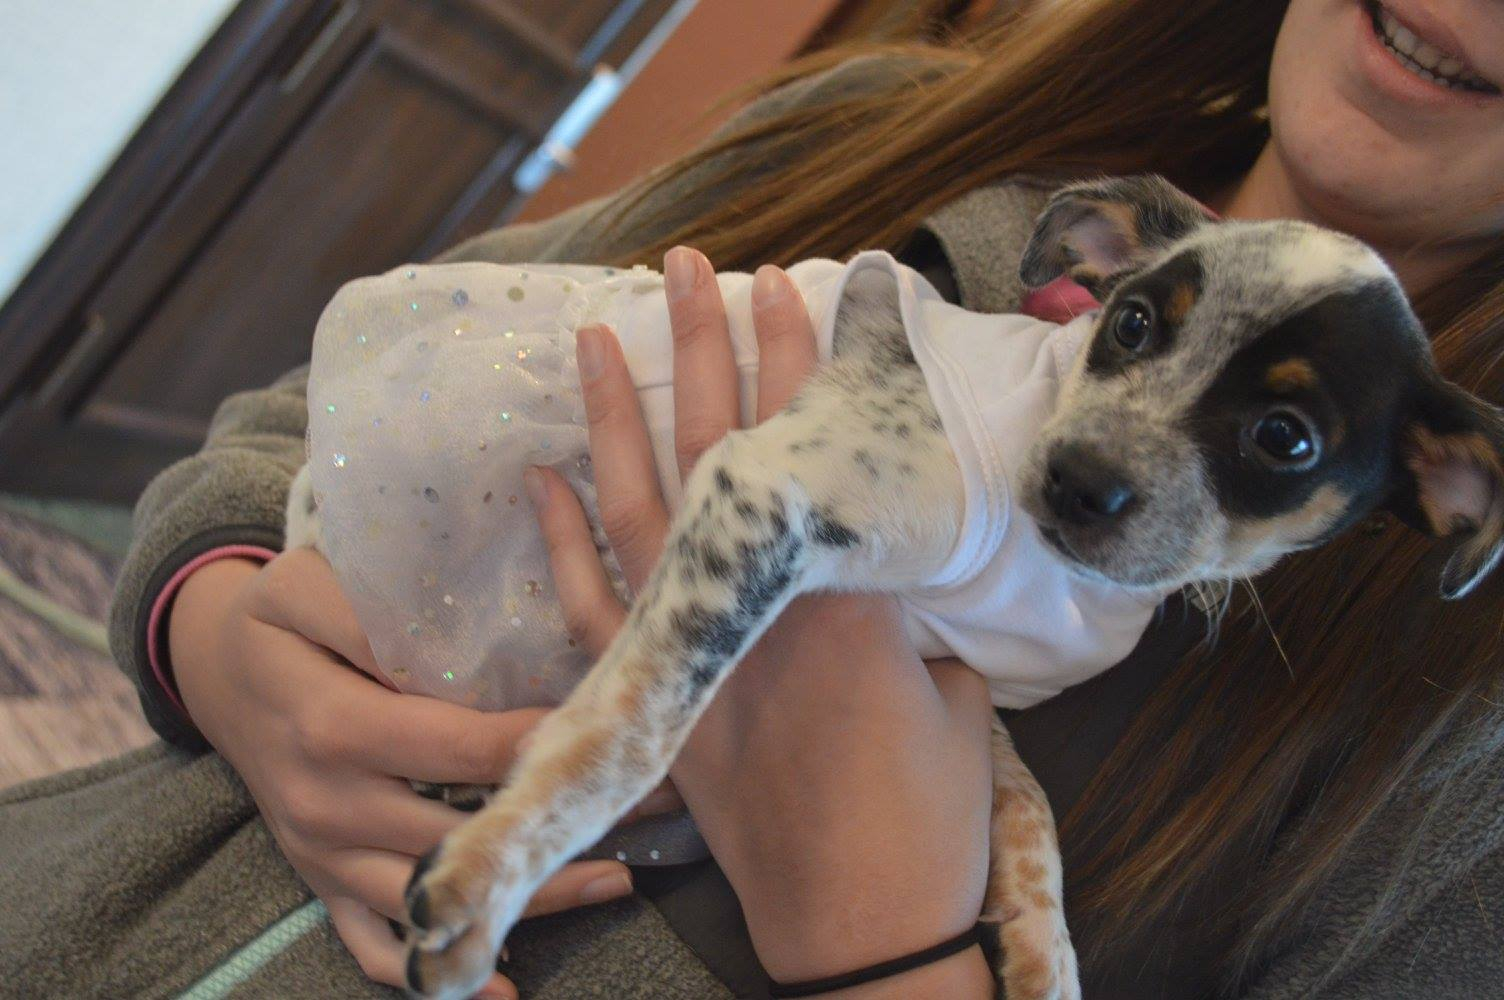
[1017,175,1504,599]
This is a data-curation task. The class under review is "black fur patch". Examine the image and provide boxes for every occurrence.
[1189,282,1421,528]
[675,528,806,696]
[810,510,860,548]
[671,602,746,661]
[1086,251,1203,375]
[699,541,734,580]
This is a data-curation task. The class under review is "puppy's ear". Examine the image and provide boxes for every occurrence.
[1019,174,1213,296]
[1393,379,1504,599]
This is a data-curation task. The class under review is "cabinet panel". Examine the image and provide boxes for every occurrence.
[0,0,683,501]
[86,35,523,438]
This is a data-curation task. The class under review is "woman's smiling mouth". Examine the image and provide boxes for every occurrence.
[1365,1,1501,95]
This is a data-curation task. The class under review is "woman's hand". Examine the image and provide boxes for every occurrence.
[169,549,643,999]
[529,247,996,996]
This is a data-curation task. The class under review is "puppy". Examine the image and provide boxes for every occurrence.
[288,175,1504,1000]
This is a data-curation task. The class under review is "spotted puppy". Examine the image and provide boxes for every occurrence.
[292,175,1504,1000]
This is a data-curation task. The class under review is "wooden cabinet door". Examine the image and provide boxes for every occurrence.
[0,0,684,503]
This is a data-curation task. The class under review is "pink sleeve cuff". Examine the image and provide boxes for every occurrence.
[146,544,279,718]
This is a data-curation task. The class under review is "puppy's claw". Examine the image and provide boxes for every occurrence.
[405,849,438,930]
[401,846,521,999]
[405,946,426,995]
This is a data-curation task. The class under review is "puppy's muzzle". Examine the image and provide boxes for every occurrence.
[1043,443,1137,527]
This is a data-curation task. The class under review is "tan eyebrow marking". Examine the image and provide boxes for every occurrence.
[1164,280,1199,325]
[1266,358,1319,393]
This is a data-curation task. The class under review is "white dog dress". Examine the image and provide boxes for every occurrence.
[305,253,1162,725]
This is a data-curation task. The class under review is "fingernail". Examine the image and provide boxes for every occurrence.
[752,264,788,309]
[579,872,633,905]
[523,467,547,510]
[577,324,605,381]
[665,246,699,302]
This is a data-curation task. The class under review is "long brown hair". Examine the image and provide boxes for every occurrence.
[606,0,1504,989]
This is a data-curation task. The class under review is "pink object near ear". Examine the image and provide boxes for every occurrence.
[1020,276,1102,325]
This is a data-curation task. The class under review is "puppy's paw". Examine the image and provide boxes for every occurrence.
[402,846,516,1000]
[990,907,1080,1000]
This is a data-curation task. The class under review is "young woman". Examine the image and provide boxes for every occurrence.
[6,1,1498,997]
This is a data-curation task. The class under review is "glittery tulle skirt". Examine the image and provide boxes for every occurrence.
[306,259,844,715]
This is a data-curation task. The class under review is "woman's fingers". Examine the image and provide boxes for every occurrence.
[522,859,634,918]
[577,323,669,590]
[249,547,385,683]
[665,246,740,479]
[751,265,820,422]
[306,667,549,784]
[338,779,481,857]
[249,608,549,787]
[342,846,635,925]
[327,897,518,1000]
[529,465,627,657]
[325,897,413,990]
[326,846,426,922]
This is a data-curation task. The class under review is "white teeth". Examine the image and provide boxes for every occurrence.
[1373,3,1499,92]
[1411,40,1442,70]
[1386,16,1420,55]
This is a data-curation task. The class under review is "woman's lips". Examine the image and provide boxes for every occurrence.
[1354,0,1503,108]
[1365,0,1501,95]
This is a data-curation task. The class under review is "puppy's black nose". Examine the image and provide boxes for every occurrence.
[1044,446,1136,526]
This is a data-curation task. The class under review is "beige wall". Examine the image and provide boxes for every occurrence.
[515,0,843,223]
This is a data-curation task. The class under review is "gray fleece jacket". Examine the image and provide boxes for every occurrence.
[2,56,1500,1000]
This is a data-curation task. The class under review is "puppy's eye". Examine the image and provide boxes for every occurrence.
[1251,410,1318,467]
[1113,303,1153,351]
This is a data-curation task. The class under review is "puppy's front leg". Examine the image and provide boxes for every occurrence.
[400,406,918,998]
[985,718,1080,1000]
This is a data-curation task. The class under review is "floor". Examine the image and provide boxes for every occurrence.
[0,494,154,789]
